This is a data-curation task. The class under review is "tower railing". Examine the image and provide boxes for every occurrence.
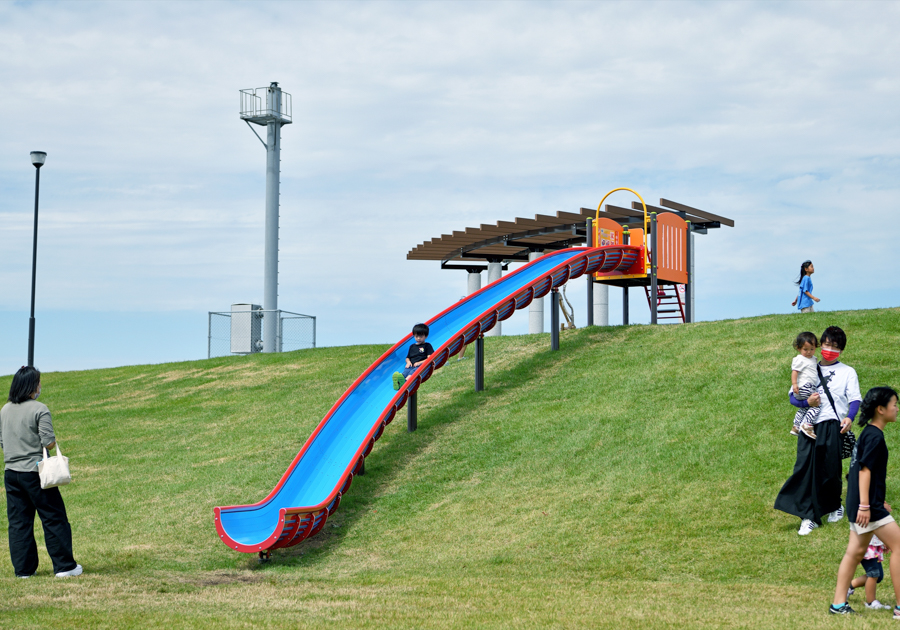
[240,86,292,124]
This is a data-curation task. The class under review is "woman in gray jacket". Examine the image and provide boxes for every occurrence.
[1,366,81,578]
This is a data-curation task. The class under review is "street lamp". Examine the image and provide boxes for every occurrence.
[27,151,46,367]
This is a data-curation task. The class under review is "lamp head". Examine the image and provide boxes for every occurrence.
[30,151,47,168]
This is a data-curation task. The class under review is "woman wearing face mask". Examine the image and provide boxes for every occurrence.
[0,366,81,578]
[775,327,862,536]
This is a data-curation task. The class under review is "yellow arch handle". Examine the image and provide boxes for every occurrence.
[595,187,649,268]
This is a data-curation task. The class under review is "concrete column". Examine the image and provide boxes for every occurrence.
[467,271,482,296]
[528,250,543,334]
[485,262,502,336]
[593,283,609,326]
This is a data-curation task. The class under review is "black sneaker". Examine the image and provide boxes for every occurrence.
[829,603,855,615]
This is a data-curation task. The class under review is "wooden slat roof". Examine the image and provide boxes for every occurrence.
[407,199,732,263]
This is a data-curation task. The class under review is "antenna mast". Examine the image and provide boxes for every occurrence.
[240,82,292,352]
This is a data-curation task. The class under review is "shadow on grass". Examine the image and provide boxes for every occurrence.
[257,327,614,569]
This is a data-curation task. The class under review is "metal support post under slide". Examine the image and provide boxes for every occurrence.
[685,221,693,323]
[586,218,594,327]
[650,212,658,325]
[551,289,560,351]
[475,335,484,392]
[408,391,417,432]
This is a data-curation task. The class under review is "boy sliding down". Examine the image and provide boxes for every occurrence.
[393,324,434,390]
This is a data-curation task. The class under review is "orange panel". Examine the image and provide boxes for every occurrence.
[656,213,688,284]
[625,228,647,270]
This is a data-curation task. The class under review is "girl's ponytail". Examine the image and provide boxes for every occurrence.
[858,386,899,426]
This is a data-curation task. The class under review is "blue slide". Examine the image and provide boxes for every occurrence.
[214,245,638,554]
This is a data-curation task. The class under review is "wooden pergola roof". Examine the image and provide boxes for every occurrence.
[407,198,734,267]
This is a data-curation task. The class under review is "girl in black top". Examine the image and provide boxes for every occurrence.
[830,387,899,615]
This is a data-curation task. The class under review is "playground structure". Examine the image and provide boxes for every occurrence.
[406,190,732,328]
[590,187,691,325]
[214,189,733,558]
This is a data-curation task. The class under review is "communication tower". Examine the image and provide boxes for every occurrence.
[240,82,292,352]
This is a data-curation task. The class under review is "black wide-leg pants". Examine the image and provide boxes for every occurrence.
[4,469,77,576]
[774,419,843,526]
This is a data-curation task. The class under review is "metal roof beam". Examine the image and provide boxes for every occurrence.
[659,198,734,227]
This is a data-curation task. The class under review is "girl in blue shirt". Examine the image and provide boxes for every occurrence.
[792,260,820,312]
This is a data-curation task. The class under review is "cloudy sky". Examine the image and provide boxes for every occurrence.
[1,0,898,374]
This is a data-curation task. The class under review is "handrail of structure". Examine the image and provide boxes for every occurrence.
[595,188,649,273]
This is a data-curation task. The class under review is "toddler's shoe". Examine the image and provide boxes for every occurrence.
[800,422,817,441]
[392,372,405,391]
[790,427,800,436]
[865,600,890,610]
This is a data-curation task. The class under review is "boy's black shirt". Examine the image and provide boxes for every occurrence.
[407,342,434,364]
[847,424,890,523]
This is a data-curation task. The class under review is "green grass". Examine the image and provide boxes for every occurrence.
[2,308,900,628]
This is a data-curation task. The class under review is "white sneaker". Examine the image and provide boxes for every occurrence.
[55,564,82,578]
[828,506,845,523]
[848,587,855,598]
[865,600,890,610]
[799,519,819,535]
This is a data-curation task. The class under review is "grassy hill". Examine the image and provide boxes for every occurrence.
[2,307,900,629]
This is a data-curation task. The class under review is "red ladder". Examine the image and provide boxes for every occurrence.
[644,285,685,323]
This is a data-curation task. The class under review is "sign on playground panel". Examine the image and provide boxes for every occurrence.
[597,227,618,247]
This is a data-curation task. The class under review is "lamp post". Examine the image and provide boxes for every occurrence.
[27,151,46,367]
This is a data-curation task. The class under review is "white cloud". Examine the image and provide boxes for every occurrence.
[0,0,898,371]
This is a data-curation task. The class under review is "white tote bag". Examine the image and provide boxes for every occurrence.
[38,444,71,489]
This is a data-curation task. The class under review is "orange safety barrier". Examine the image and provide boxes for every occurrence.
[592,214,687,284]
[592,219,645,280]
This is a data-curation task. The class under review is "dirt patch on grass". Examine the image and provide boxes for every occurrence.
[183,570,263,587]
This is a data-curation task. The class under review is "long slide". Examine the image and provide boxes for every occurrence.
[214,245,639,554]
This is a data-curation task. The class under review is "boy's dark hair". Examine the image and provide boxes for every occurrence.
[820,326,847,351]
[8,366,41,404]
[793,331,818,351]
[412,323,429,337]
[858,386,899,426]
